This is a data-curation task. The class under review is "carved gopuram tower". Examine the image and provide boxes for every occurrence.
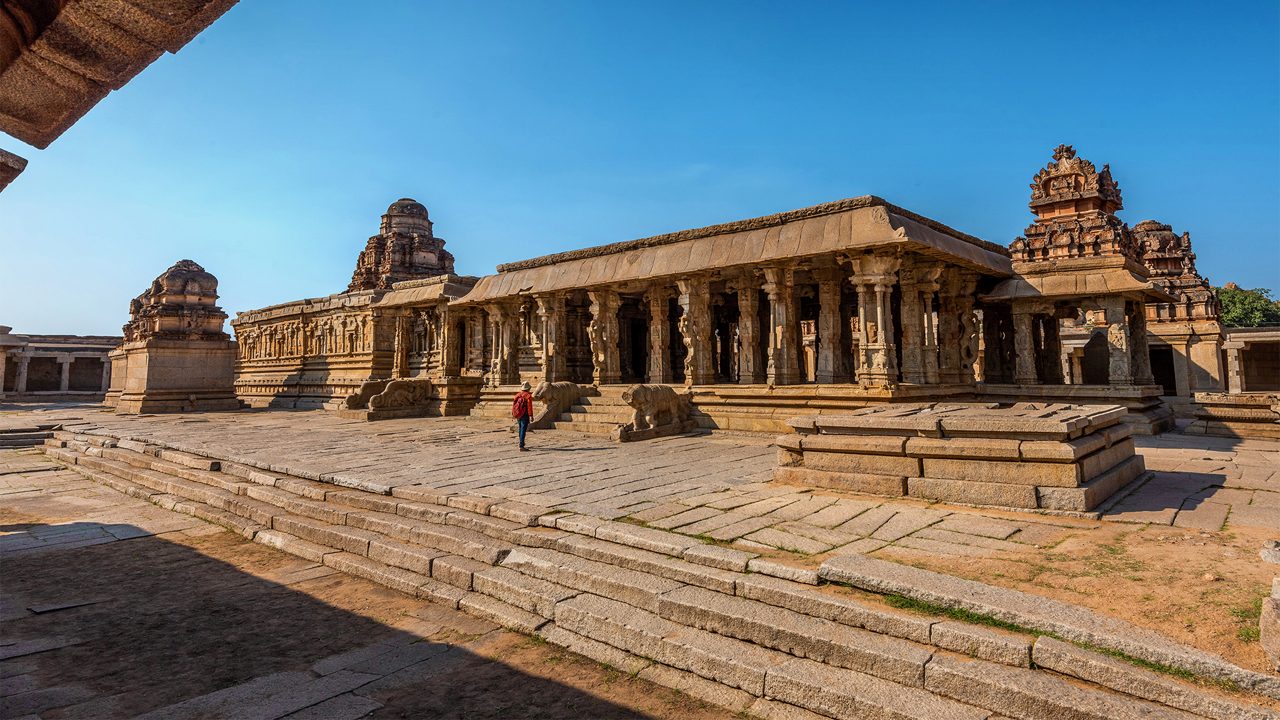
[105,260,240,413]
[347,198,455,292]
[982,145,1174,433]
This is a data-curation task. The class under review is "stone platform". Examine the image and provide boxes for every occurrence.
[776,403,1146,513]
[1186,392,1280,440]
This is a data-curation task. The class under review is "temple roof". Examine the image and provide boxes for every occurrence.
[454,196,1012,306]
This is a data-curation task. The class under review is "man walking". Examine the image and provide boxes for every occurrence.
[512,381,534,451]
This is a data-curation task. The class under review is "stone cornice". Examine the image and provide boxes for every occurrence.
[495,195,1009,273]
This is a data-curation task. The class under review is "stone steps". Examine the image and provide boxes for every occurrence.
[0,429,54,447]
[39,434,1275,720]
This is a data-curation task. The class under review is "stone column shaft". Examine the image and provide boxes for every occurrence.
[814,271,843,384]
[1129,305,1154,385]
[58,357,71,392]
[1102,297,1133,386]
[900,284,925,384]
[588,289,621,385]
[850,254,899,387]
[676,277,715,386]
[1011,306,1038,385]
[1224,343,1243,393]
[647,289,673,384]
[536,294,567,383]
[735,280,764,384]
[762,266,800,385]
[100,358,111,392]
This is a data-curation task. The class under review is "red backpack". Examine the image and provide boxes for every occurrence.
[511,393,530,419]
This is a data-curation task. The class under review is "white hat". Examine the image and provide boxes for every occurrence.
[521,382,532,391]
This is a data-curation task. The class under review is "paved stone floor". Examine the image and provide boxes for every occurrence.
[9,405,1274,561]
[0,446,736,719]
[4,402,1279,678]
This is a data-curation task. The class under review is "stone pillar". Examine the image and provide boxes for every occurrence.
[100,358,111,392]
[733,278,764,384]
[0,351,6,396]
[58,356,71,392]
[588,289,621,385]
[1102,297,1133,386]
[850,254,899,387]
[392,315,409,379]
[1224,342,1244,393]
[918,267,941,384]
[1129,304,1154,385]
[899,273,925,384]
[535,293,566,383]
[676,277,715,386]
[762,266,801,385]
[1011,304,1038,385]
[646,288,673,384]
[814,268,844,384]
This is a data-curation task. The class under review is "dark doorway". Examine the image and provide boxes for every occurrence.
[1149,346,1178,396]
[627,318,648,383]
[1082,332,1110,385]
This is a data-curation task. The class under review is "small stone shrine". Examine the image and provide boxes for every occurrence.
[104,260,239,414]
[776,403,1146,513]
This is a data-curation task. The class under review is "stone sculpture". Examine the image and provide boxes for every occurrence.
[530,381,584,429]
[614,384,693,442]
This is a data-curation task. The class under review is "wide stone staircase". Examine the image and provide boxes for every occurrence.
[466,385,523,421]
[550,386,633,435]
[37,430,1279,720]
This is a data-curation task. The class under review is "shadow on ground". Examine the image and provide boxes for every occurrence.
[1,522,656,720]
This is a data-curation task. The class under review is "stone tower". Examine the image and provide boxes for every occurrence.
[105,260,239,413]
[347,198,455,292]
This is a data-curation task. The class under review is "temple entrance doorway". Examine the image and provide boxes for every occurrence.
[1081,332,1110,385]
[626,317,648,384]
[1149,346,1177,396]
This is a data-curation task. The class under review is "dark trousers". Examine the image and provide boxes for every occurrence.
[517,416,529,448]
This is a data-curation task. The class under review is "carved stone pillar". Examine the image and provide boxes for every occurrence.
[938,271,978,384]
[920,270,941,385]
[1101,297,1133,385]
[58,356,71,392]
[646,288,673,384]
[676,277,715,386]
[762,266,801,385]
[536,293,567,383]
[588,289,621,385]
[733,277,764,384]
[814,268,844,384]
[440,309,461,377]
[850,255,899,387]
[1129,303,1154,385]
[1224,342,1244,393]
[1011,303,1038,385]
[899,280,924,385]
[392,315,409,379]
[15,356,28,393]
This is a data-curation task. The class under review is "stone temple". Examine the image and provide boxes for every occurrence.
[230,145,1271,436]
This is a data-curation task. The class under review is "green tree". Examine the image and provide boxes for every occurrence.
[1216,285,1280,327]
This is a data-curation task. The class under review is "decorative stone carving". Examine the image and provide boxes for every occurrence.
[109,260,239,414]
[850,254,900,387]
[368,378,434,410]
[530,381,584,429]
[676,277,715,386]
[348,199,455,292]
[761,267,800,386]
[1133,220,1220,323]
[344,379,392,409]
[1011,145,1138,265]
[613,384,693,442]
[587,290,621,385]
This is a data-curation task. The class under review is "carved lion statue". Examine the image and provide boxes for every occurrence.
[530,381,584,428]
[368,379,434,410]
[344,379,391,410]
[621,384,689,431]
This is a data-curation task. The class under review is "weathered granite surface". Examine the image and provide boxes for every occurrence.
[777,402,1146,513]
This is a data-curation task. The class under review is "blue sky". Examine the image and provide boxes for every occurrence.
[2,0,1277,336]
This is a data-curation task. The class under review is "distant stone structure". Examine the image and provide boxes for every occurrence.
[348,198,455,292]
[225,146,1271,434]
[105,260,239,413]
[232,200,479,411]
[1,327,119,400]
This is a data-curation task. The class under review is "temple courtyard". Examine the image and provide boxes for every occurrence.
[2,402,1278,718]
